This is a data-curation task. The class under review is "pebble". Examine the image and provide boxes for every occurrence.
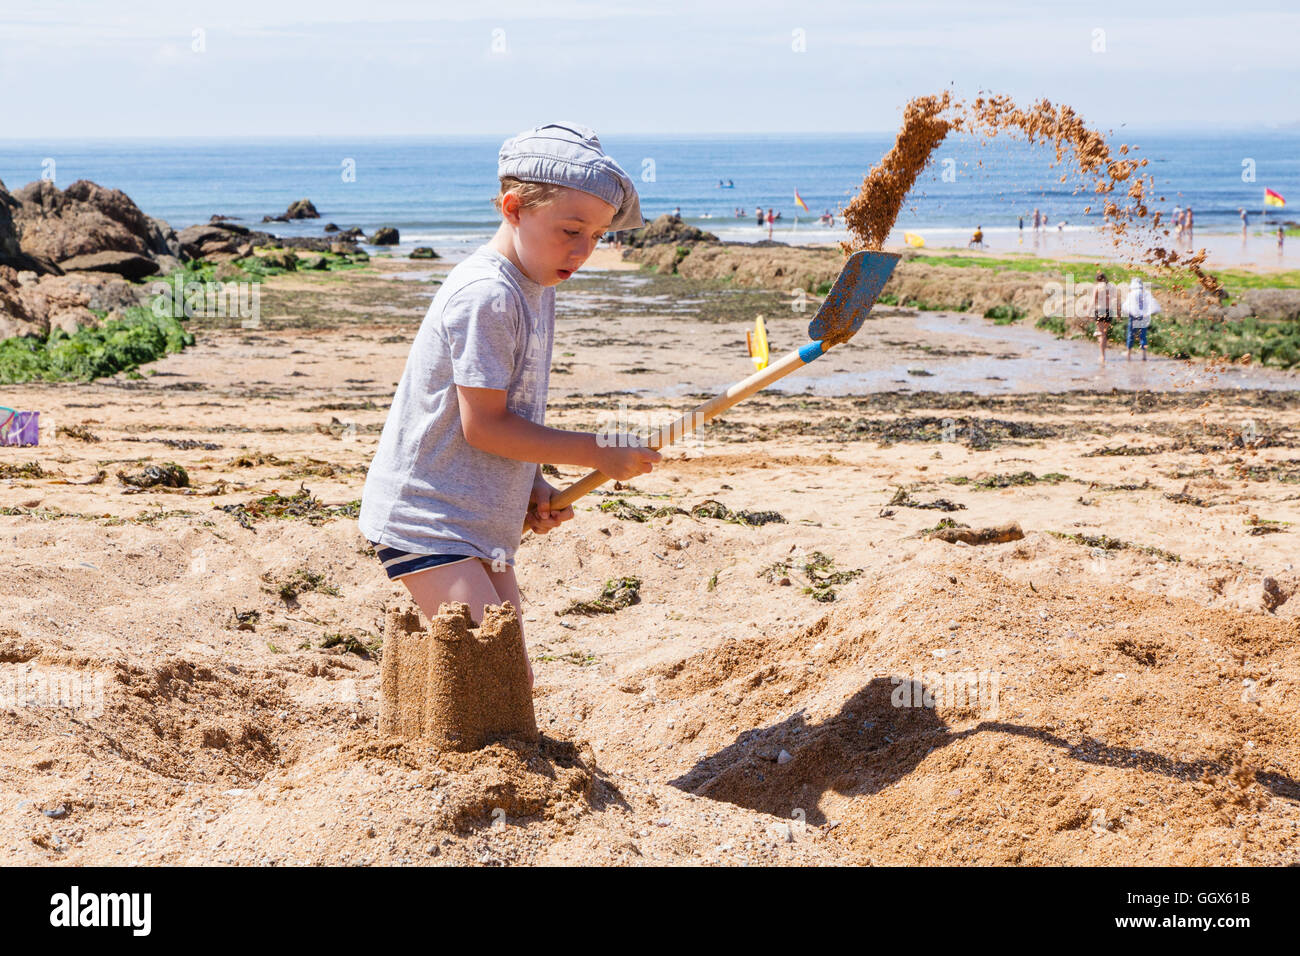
[43,805,68,819]
[777,749,793,765]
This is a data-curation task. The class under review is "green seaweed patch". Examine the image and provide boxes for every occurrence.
[216,483,360,530]
[690,498,786,526]
[887,486,966,512]
[320,631,381,658]
[0,461,47,479]
[558,576,642,616]
[598,497,688,522]
[264,567,340,601]
[1082,445,1161,457]
[1048,530,1181,563]
[759,550,862,602]
[0,306,194,384]
[947,471,1071,489]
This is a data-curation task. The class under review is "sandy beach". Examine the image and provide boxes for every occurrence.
[2,248,1297,865]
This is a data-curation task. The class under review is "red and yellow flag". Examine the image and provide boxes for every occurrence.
[1265,188,1286,208]
[793,190,809,212]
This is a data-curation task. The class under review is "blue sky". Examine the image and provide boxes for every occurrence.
[3,0,1297,138]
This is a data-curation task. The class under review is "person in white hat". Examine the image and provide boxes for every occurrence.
[357,123,658,688]
[1122,276,1161,361]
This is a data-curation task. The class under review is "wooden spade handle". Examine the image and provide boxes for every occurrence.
[527,339,829,528]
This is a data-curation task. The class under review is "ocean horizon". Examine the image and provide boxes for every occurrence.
[3,130,1296,260]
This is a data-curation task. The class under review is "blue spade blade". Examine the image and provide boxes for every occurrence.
[807,251,900,343]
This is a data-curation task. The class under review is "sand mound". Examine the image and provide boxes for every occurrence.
[587,545,1299,864]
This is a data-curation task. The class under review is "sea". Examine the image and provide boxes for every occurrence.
[2,130,1296,260]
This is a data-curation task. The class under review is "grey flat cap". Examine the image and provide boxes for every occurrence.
[498,122,643,232]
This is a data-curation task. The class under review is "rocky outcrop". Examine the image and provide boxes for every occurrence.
[623,214,719,249]
[369,227,399,245]
[410,247,439,259]
[0,265,105,340]
[177,223,254,260]
[263,198,319,222]
[58,251,160,280]
[12,179,175,264]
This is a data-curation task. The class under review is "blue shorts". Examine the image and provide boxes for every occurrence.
[367,541,478,581]
[1127,322,1148,349]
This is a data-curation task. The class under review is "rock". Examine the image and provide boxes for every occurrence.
[339,227,364,240]
[58,251,160,280]
[284,198,319,220]
[323,222,339,233]
[12,179,169,265]
[178,224,246,259]
[264,199,318,222]
[329,241,358,256]
[257,250,298,271]
[777,749,793,765]
[410,247,439,260]
[0,178,21,261]
[272,236,343,253]
[298,254,327,270]
[623,214,719,249]
[930,522,1025,546]
[369,227,399,245]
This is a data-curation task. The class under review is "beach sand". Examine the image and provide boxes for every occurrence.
[1,252,1297,865]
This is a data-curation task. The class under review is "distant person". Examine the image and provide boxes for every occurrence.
[672,206,681,218]
[1279,225,1285,255]
[756,206,764,229]
[1089,269,1119,365]
[1122,276,1161,362]
[969,225,984,248]
[766,207,775,239]
[1184,206,1194,244]
[727,179,734,188]
[1018,215,1024,236]
[718,180,724,188]
[1240,208,1249,238]
[1033,208,1041,230]
[1172,205,1182,236]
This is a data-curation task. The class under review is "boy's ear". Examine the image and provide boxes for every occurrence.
[499,190,523,224]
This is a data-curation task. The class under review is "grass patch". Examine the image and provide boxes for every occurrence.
[1036,313,1300,369]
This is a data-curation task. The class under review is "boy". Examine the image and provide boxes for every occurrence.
[358,122,661,688]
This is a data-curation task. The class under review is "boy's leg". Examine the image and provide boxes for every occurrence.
[398,557,501,631]
[483,562,533,689]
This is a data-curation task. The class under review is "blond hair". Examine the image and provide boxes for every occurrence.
[492,177,567,217]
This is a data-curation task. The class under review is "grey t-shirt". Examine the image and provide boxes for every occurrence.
[358,244,555,566]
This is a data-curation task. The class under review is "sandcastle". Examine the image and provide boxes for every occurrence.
[379,599,539,751]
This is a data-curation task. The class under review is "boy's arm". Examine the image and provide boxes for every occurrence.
[457,385,599,469]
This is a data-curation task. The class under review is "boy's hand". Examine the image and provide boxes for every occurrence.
[526,475,574,534]
[592,443,661,481]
